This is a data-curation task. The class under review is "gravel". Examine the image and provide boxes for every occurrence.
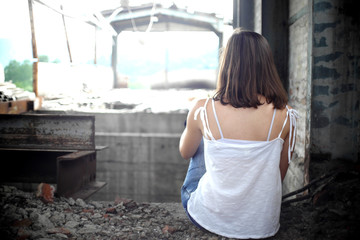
[1,169,359,240]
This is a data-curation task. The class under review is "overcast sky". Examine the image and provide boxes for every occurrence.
[0,0,233,67]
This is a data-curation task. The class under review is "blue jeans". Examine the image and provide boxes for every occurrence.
[181,139,207,231]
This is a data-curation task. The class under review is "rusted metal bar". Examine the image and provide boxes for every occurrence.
[0,114,106,199]
[0,114,95,150]
[0,148,106,199]
[57,150,105,198]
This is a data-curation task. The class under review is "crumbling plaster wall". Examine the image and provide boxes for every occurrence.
[285,0,312,193]
[274,0,360,193]
[311,0,360,162]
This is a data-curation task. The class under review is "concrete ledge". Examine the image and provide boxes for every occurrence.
[91,133,187,202]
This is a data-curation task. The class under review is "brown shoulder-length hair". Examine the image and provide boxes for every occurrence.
[213,28,288,109]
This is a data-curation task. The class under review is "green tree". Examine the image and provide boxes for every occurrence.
[38,55,49,62]
[4,60,33,91]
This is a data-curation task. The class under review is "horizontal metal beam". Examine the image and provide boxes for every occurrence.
[57,150,105,198]
[0,149,106,199]
[0,114,105,199]
[110,7,223,33]
[0,114,95,151]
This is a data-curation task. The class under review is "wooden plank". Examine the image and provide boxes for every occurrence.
[0,100,32,114]
[0,98,42,114]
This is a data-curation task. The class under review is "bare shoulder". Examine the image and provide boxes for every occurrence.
[185,98,209,123]
[189,98,208,111]
[195,98,208,106]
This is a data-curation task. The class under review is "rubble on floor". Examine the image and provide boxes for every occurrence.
[1,168,359,240]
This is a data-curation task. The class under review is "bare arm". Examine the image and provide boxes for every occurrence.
[280,132,290,181]
[179,100,204,160]
[279,112,297,181]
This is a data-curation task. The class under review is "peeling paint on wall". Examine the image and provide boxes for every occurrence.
[314,37,327,47]
[313,65,341,79]
[314,52,343,64]
[314,1,332,12]
[314,21,340,33]
[312,0,360,162]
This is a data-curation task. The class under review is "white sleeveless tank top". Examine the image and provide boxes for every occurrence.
[187,98,299,239]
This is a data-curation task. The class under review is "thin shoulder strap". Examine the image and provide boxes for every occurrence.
[211,98,224,139]
[267,108,277,141]
[194,98,215,140]
[278,105,299,163]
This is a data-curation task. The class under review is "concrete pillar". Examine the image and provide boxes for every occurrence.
[238,0,255,31]
[261,0,289,91]
[286,0,313,192]
[233,0,240,28]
